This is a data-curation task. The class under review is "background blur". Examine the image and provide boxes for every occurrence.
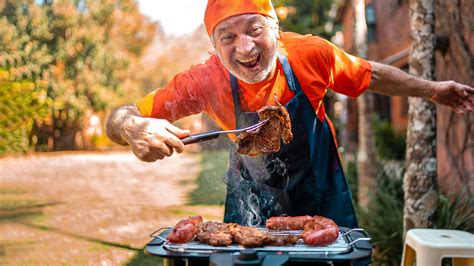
[1,0,472,265]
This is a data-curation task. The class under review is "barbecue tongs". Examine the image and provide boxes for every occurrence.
[181,119,269,145]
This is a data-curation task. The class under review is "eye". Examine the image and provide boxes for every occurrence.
[251,26,263,35]
[220,34,235,44]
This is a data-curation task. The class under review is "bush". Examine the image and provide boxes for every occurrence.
[374,120,406,160]
[356,166,404,265]
[435,189,473,233]
[0,70,50,155]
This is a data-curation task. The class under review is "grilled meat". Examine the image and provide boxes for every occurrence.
[263,235,300,246]
[231,225,269,247]
[266,215,313,230]
[301,216,339,246]
[237,94,293,156]
[166,215,203,243]
[266,215,339,246]
[196,221,234,246]
[166,215,338,247]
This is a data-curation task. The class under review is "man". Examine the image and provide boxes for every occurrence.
[107,0,473,229]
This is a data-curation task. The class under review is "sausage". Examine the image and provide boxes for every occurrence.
[301,216,339,246]
[166,215,203,243]
[265,215,313,230]
[266,215,339,246]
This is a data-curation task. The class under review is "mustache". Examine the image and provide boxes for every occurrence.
[233,47,262,61]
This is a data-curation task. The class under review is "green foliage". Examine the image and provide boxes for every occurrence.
[273,0,336,39]
[350,159,473,265]
[374,120,406,160]
[0,74,50,154]
[435,189,474,233]
[0,0,156,153]
[187,150,228,205]
[356,166,404,265]
[345,157,359,205]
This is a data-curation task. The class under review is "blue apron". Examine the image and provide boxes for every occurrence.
[223,53,358,229]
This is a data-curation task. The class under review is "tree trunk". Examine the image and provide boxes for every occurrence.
[403,0,438,234]
[354,0,377,208]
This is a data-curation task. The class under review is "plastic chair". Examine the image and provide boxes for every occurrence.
[401,228,474,266]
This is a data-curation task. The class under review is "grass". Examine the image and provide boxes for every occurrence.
[0,187,46,221]
[187,150,228,206]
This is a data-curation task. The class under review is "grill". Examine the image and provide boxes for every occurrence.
[145,226,372,265]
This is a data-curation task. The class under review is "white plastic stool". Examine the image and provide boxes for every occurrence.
[401,229,474,266]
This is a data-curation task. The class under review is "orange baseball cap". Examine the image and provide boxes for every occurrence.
[204,0,278,36]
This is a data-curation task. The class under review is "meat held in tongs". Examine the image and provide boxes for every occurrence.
[236,94,293,156]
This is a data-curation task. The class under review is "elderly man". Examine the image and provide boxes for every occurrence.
[107,0,473,229]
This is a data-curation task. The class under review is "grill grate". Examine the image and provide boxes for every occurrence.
[158,228,368,255]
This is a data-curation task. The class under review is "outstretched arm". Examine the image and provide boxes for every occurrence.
[106,104,190,162]
[367,61,473,114]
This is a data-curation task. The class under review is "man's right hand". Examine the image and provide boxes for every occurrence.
[122,117,191,162]
[106,104,190,162]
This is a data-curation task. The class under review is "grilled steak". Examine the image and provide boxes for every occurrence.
[231,225,269,247]
[237,94,293,156]
[196,221,234,246]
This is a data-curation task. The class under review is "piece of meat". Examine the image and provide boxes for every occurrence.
[301,216,339,246]
[266,215,340,246]
[263,235,300,246]
[230,225,268,247]
[236,94,293,156]
[266,215,314,230]
[196,221,234,246]
[166,215,203,243]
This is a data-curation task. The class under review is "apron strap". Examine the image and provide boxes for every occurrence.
[230,73,242,118]
[278,52,318,164]
[277,52,297,93]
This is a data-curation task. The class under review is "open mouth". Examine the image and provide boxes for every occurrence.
[237,54,260,68]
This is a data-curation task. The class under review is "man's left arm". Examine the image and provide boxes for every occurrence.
[367,61,473,114]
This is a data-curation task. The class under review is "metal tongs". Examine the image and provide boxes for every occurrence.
[181,119,269,145]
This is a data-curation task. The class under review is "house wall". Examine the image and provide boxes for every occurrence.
[337,0,472,193]
[434,0,474,194]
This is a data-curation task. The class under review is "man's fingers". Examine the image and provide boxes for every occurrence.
[151,141,174,157]
[455,84,474,97]
[166,123,191,138]
[164,136,185,153]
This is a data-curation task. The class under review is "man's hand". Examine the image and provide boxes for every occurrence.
[106,105,190,162]
[429,81,474,114]
[122,117,190,162]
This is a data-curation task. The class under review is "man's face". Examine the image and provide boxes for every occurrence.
[212,14,278,84]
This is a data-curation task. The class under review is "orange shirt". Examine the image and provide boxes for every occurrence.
[136,32,371,134]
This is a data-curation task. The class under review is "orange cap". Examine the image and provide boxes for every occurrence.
[204,0,277,36]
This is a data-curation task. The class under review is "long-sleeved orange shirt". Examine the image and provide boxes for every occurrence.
[136,32,371,133]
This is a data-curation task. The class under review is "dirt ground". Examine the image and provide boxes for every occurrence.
[0,151,224,265]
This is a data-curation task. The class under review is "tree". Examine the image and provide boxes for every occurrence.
[403,0,438,233]
[1,0,157,152]
[353,0,377,208]
[0,0,52,154]
[273,0,336,40]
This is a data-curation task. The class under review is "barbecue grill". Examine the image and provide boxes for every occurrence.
[145,226,372,265]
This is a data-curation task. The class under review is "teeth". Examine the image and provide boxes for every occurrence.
[238,54,258,63]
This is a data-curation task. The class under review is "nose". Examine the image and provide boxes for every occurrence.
[235,35,255,55]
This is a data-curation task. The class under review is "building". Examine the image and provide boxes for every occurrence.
[335,0,473,193]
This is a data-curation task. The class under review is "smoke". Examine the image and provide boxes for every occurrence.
[268,157,288,178]
[240,194,262,227]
